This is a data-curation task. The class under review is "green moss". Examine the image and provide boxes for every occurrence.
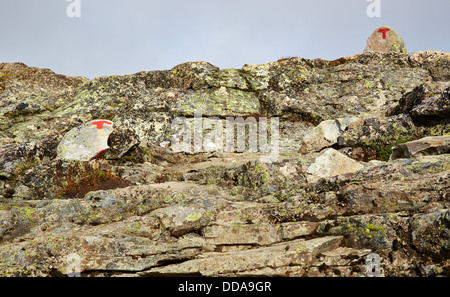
[254,164,264,172]
[12,206,36,220]
[367,223,385,233]
[296,246,307,252]
[346,221,387,243]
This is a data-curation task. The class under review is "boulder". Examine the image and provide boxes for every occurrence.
[390,135,450,160]
[410,86,450,120]
[306,148,364,182]
[104,126,140,160]
[0,142,39,179]
[0,140,58,180]
[389,82,450,120]
[56,120,114,161]
[337,114,419,161]
[300,118,358,153]
[364,26,407,54]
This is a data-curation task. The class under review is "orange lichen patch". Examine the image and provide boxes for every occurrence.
[328,57,348,67]
[55,160,129,198]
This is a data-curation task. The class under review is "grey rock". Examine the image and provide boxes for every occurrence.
[306,148,364,182]
[1,52,450,277]
[301,118,358,153]
[56,119,114,161]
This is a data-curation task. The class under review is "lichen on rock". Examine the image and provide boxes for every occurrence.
[1,50,450,277]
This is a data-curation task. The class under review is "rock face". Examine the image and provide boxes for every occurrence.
[364,26,407,54]
[0,50,450,277]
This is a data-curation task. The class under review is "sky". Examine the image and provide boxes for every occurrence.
[1,0,449,79]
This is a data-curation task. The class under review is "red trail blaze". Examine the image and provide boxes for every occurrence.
[378,28,390,39]
[92,120,112,129]
[95,149,108,158]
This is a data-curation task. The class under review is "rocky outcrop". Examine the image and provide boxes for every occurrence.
[0,50,449,277]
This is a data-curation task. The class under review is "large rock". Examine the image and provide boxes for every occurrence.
[56,120,114,161]
[390,135,450,160]
[364,26,407,54]
[306,148,364,182]
[0,142,40,179]
[389,82,450,120]
[0,139,59,180]
[103,126,140,160]
[300,118,358,153]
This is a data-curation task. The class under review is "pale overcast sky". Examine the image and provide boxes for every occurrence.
[1,0,449,79]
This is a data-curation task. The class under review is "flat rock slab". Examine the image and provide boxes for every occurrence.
[56,120,113,161]
[138,236,342,276]
[390,135,450,160]
[364,26,406,54]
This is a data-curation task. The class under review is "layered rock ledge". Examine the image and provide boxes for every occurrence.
[0,51,449,276]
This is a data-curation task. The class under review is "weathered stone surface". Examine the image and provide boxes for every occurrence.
[139,236,342,276]
[307,247,373,277]
[364,26,407,54]
[410,210,450,256]
[0,140,58,180]
[104,126,140,160]
[0,62,87,99]
[306,148,364,182]
[389,82,450,120]
[300,118,358,153]
[1,51,450,277]
[411,86,450,119]
[56,120,114,161]
[173,86,261,117]
[337,114,420,161]
[391,135,450,160]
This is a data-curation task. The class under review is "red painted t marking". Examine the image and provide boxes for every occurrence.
[92,120,112,129]
[378,28,390,39]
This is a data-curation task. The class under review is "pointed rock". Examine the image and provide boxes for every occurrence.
[364,26,407,54]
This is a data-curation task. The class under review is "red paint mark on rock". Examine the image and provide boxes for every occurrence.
[378,28,390,39]
[95,149,108,158]
[92,120,112,129]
